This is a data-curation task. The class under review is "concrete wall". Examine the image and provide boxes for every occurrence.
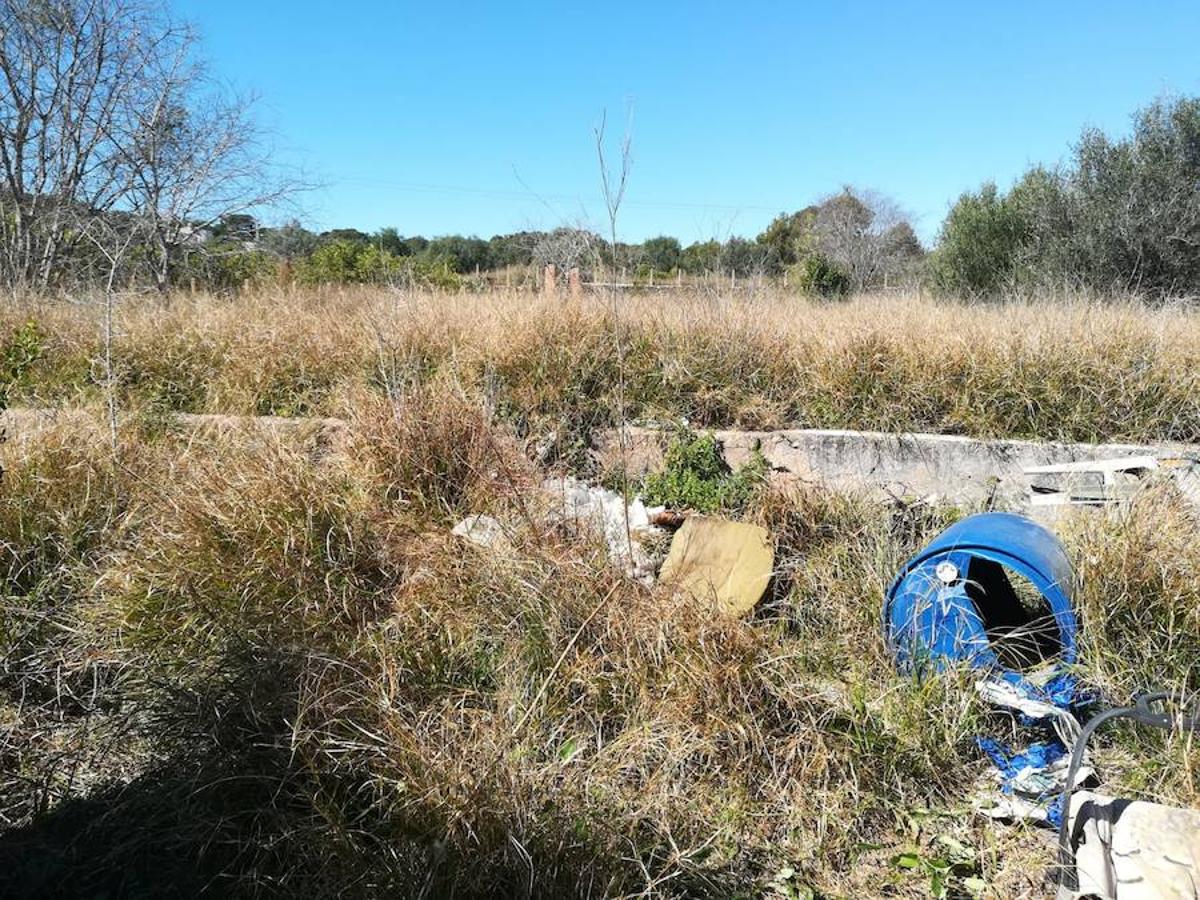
[610,426,1200,511]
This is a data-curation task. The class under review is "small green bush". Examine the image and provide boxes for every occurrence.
[640,427,768,513]
[1,320,43,409]
[794,253,850,297]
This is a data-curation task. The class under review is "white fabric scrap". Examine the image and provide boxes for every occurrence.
[451,514,509,550]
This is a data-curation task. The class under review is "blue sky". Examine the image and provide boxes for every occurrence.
[175,1,1200,245]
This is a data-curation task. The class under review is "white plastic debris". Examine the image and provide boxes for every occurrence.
[541,476,663,581]
[451,514,509,550]
[1026,454,1200,509]
[973,677,1095,825]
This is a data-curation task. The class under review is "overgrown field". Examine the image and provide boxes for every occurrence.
[1,289,1199,898]
[4,287,1200,444]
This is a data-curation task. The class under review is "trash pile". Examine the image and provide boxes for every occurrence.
[884,511,1200,898]
[453,475,776,615]
[448,425,1200,897]
[885,512,1087,826]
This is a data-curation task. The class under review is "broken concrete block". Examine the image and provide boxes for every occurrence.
[1061,790,1200,900]
[658,516,773,616]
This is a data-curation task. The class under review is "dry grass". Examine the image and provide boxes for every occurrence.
[5,285,1200,443]
[0,287,1198,897]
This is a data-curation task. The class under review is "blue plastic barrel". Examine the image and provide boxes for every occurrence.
[884,512,1077,678]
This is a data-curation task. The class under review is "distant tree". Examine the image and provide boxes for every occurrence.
[260,220,319,260]
[117,23,304,292]
[1005,165,1075,285]
[930,183,1026,297]
[373,227,408,256]
[680,239,721,275]
[882,221,923,259]
[402,235,429,255]
[322,228,371,245]
[532,227,597,275]
[300,240,364,283]
[719,237,767,276]
[639,235,682,274]
[811,188,919,291]
[488,231,537,268]
[1067,97,1200,293]
[757,207,818,271]
[933,95,1200,298]
[425,235,491,273]
[211,214,259,242]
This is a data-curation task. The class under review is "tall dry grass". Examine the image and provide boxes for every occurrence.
[4,285,1200,444]
[1,391,1197,896]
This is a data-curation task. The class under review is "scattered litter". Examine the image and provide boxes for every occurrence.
[530,429,560,465]
[541,476,664,581]
[658,515,774,616]
[887,512,1200,888]
[976,737,1093,826]
[451,514,509,550]
[884,512,1085,825]
[1026,454,1200,509]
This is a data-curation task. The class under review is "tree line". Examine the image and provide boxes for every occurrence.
[245,188,925,294]
[0,0,295,294]
[3,1,1199,299]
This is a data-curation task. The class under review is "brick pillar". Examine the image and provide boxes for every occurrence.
[568,267,582,298]
[543,264,557,297]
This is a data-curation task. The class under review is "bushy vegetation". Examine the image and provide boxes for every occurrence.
[934,96,1200,298]
[641,428,769,513]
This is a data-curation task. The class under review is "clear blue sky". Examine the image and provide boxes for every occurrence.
[175,0,1200,245]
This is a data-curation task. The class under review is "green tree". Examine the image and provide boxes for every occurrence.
[639,236,682,274]
[424,235,492,273]
[299,240,367,283]
[680,240,721,275]
[373,227,410,256]
[930,183,1027,297]
[794,253,851,297]
[719,237,766,276]
[757,208,817,272]
[260,220,319,260]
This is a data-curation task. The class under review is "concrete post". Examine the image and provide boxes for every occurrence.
[543,264,557,297]
[568,267,582,298]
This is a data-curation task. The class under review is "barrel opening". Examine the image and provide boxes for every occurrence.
[962,556,1062,672]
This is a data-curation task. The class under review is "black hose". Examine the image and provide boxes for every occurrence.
[1055,691,1200,891]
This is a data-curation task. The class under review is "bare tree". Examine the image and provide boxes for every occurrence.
[0,0,180,290]
[532,226,597,278]
[0,0,303,294]
[814,187,919,291]
[116,28,303,292]
[594,106,632,280]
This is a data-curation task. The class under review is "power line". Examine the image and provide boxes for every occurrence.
[330,174,783,214]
